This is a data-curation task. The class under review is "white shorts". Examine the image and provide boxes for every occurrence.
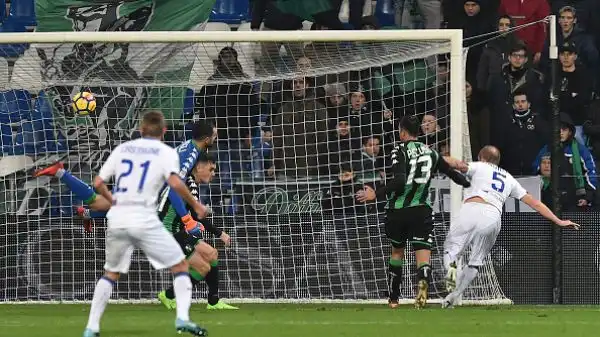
[104,223,185,274]
[444,202,501,267]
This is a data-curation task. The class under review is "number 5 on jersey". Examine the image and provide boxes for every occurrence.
[115,159,151,193]
[491,171,506,193]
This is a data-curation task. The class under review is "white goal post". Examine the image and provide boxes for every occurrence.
[0,29,510,305]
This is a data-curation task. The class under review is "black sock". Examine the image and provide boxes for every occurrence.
[165,286,175,300]
[417,263,432,284]
[388,258,405,301]
[205,261,220,305]
[164,275,202,300]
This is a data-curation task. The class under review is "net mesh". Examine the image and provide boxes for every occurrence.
[0,30,508,304]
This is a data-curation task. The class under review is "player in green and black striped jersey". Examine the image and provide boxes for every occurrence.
[157,152,238,310]
[356,115,470,309]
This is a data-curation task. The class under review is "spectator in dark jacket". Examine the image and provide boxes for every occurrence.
[534,113,597,210]
[418,113,448,154]
[496,91,549,176]
[447,0,495,88]
[540,6,599,81]
[323,117,362,176]
[582,98,600,164]
[466,81,490,160]
[272,77,329,177]
[487,43,545,118]
[476,15,522,93]
[499,0,550,64]
[352,136,384,180]
[556,42,594,144]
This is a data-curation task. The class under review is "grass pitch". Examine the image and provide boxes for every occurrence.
[1,303,599,337]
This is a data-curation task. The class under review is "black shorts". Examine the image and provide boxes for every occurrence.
[384,206,434,250]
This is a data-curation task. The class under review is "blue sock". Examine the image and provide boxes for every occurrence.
[90,210,107,218]
[60,170,96,204]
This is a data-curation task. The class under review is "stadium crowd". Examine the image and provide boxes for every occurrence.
[1,0,600,215]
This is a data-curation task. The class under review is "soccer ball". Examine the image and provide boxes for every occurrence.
[72,92,97,115]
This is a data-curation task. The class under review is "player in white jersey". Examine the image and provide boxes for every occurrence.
[83,112,208,337]
[441,146,579,308]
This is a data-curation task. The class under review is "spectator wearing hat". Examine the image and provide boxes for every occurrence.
[556,42,594,145]
[446,0,495,88]
[487,43,545,118]
[540,6,599,80]
[499,0,549,64]
[494,91,549,176]
[476,15,523,93]
[534,113,597,211]
[322,83,349,127]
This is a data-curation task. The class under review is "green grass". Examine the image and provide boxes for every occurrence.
[1,304,600,337]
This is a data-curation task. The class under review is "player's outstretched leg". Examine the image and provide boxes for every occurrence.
[171,260,208,336]
[34,162,111,213]
[387,255,405,309]
[83,273,118,337]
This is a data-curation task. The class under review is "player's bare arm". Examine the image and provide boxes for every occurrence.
[520,194,580,229]
[93,176,113,207]
[167,174,209,219]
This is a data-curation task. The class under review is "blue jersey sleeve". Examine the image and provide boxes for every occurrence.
[168,141,201,217]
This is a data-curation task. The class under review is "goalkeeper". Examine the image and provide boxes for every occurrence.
[157,152,238,310]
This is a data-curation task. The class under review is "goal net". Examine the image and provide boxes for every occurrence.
[0,30,509,304]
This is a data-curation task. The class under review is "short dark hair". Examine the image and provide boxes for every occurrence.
[399,115,420,137]
[140,111,165,138]
[362,135,380,145]
[191,121,215,141]
[510,43,528,55]
[197,152,216,164]
[512,90,528,99]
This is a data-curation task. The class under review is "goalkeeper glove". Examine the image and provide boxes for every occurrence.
[182,213,204,238]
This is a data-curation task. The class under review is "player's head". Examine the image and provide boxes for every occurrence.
[478,145,501,165]
[398,115,420,141]
[140,111,166,139]
[192,152,216,184]
[191,121,217,147]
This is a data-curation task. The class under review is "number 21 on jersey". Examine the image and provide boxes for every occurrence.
[491,171,506,193]
[115,159,151,193]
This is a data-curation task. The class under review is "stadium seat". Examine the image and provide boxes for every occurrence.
[10,48,44,93]
[209,0,249,25]
[189,22,232,89]
[0,57,8,89]
[0,90,31,155]
[25,91,67,154]
[0,155,33,178]
[6,0,36,27]
[374,0,396,28]
[0,22,29,58]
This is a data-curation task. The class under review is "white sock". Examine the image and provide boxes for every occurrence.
[173,273,192,321]
[86,277,114,332]
[443,252,454,271]
[455,265,479,298]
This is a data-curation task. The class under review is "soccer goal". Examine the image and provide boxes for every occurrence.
[0,29,509,305]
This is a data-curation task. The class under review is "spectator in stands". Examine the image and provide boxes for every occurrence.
[496,91,549,176]
[322,163,375,214]
[323,83,349,128]
[423,61,450,125]
[499,0,550,65]
[487,43,544,119]
[466,81,490,160]
[360,15,381,30]
[540,6,599,81]
[249,126,275,178]
[345,83,382,138]
[251,0,304,72]
[476,15,522,93]
[447,0,495,88]
[353,136,384,180]
[272,77,329,177]
[556,42,594,145]
[534,113,597,211]
[582,98,600,166]
[418,113,448,154]
[393,0,442,29]
[332,0,367,29]
[322,117,362,176]
[538,152,554,208]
